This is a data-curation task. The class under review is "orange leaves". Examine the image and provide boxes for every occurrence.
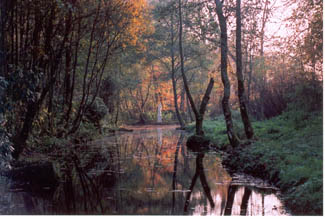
[116,0,153,48]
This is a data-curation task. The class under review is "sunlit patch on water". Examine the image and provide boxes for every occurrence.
[0,126,289,215]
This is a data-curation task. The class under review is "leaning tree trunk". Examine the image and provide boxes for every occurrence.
[236,0,254,139]
[170,10,185,129]
[178,0,214,136]
[215,0,239,147]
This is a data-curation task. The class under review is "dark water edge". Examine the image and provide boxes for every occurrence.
[0,126,289,215]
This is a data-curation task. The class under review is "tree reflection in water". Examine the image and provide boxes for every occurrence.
[240,186,252,215]
[183,152,215,213]
[224,184,238,215]
[53,152,105,214]
[171,132,184,214]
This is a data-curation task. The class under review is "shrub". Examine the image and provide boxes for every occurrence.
[0,77,13,169]
[83,96,108,130]
[0,115,14,169]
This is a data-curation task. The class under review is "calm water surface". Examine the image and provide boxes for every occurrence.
[0,126,289,215]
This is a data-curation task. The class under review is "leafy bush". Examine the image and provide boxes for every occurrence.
[0,77,13,169]
[0,123,14,169]
[162,110,175,122]
[39,136,69,153]
[73,121,99,144]
[82,96,108,130]
[6,67,42,104]
[84,96,108,122]
[0,77,9,114]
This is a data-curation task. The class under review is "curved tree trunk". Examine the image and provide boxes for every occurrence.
[236,0,254,139]
[215,0,239,147]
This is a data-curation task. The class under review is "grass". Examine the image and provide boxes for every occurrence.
[185,109,323,215]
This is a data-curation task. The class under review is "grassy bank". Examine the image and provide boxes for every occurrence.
[185,110,323,215]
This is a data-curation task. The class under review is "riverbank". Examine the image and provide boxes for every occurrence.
[185,110,323,215]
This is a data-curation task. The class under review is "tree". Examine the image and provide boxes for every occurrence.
[170,6,185,128]
[147,0,215,128]
[178,0,214,136]
[214,0,239,147]
[235,0,254,139]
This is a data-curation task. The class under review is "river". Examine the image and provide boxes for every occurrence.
[0,125,289,215]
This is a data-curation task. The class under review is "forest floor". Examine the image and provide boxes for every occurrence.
[185,110,323,215]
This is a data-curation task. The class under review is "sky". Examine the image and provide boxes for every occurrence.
[263,0,297,51]
[266,0,295,37]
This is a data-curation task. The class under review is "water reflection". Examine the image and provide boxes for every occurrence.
[0,126,289,215]
[171,132,184,214]
[184,152,215,213]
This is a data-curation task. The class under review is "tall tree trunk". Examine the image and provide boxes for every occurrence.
[170,10,185,128]
[215,0,239,147]
[64,9,72,105]
[0,0,7,77]
[12,104,39,159]
[178,0,199,121]
[65,17,81,127]
[12,87,49,159]
[236,0,254,139]
[178,0,214,136]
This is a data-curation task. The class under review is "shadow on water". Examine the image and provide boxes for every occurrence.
[52,153,105,214]
[0,126,289,215]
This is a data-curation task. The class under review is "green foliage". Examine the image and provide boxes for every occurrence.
[162,110,176,122]
[73,121,100,144]
[0,116,14,169]
[37,120,100,151]
[0,77,14,168]
[0,67,44,162]
[85,96,108,123]
[39,136,69,153]
[0,77,9,114]
[6,66,42,104]
[82,96,108,131]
